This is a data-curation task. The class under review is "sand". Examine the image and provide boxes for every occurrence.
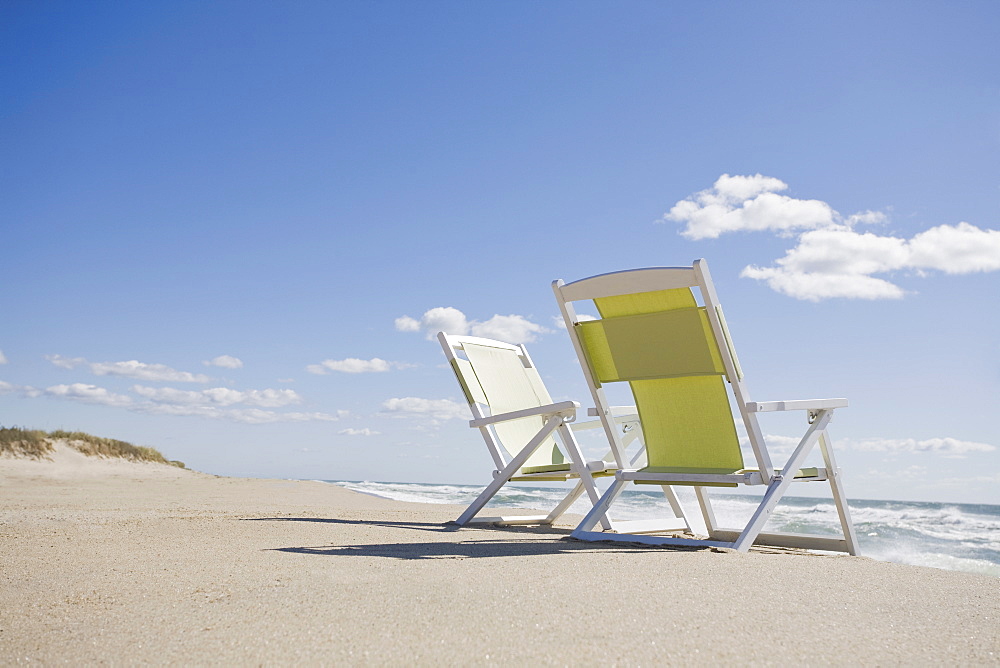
[2,445,998,665]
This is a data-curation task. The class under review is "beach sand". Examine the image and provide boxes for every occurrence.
[2,445,998,665]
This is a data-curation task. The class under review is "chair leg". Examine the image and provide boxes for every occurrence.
[456,416,563,525]
[734,411,831,551]
[733,476,792,551]
[659,485,692,532]
[572,477,627,537]
[558,423,614,531]
[694,486,719,535]
[455,473,513,526]
[819,431,861,556]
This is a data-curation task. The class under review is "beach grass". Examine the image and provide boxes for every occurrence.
[0,427,54,459]
[1,426,184,467]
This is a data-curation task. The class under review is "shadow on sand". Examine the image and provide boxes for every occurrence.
[243,516,703,560]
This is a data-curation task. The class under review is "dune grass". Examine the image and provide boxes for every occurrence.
[0,427,54,459]
[1,426,184,468]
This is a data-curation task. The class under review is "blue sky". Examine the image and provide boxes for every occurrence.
[2,1,998,504]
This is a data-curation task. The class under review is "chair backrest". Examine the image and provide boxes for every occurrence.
[438,333,566,471]
[553,259,773,475]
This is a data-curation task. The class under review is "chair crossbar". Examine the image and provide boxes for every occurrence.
[707,529,851,552]
[465,514,554,526]
[608,518,689,534]
[621,467,830,486]
[573,530,733,549]
[575,529,851,553]
[621,471,753,485]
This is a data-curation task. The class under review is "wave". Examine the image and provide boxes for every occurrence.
[329,480,1000,577]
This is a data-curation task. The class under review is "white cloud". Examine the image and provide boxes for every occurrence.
[434,309,471,335]
[90,360,211,383]
[740,433,995,460]
[846,437,996,456]
[37,381,336,424]
[663,174,843,240]
[138,403,338,424]
[45,383,134,408]
[763,434,801,453]
[204,355,244,369]
[737,433,801,458]
[232,410,338,424]
[665,175,1000,301]
[742,222,1000,301]
[396,307,550,344]
[132,385,302,408]
[338,427,380,436]
[46,355,211,383]
[381,397,467,421]
[307,357,397,375]
[46,354,85,369]
[393,316,422,332]
[0,381,41,398]
[0,350,7,364]
[552,313,598,331]
[471,314,549,343]
[907,222,1000,273]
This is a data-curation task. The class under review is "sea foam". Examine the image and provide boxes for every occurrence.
[331,479,1000,577]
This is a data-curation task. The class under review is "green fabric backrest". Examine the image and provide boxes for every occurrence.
[459,343,565,469]
[577,308,726,382]
[588,288,744,471]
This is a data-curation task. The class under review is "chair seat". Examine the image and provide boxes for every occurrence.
[519,460,617,476]
[631,466,823,487]
[520,462,573,475]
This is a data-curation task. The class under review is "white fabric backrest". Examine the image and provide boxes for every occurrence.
[458,341,564,469]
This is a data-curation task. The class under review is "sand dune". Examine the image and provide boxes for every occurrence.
[2,449,998,664]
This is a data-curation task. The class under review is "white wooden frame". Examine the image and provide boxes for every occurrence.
[439,333,676,532]
[553,259,860,555]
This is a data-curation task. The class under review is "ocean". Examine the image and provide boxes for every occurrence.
[329,479,1000,577]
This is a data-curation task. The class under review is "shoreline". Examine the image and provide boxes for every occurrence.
[2,451,998,664]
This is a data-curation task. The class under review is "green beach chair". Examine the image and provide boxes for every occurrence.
[553,259,860,554]
[439,333,687,531]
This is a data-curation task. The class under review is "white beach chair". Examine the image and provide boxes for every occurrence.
[439,333,654,530]
[553,259,860,554]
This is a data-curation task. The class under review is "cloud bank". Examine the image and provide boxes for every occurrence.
[41,383,340,424]
[740,429,995,458]
[47,355,211,383]
[664,174,1000,300]
[131,385,302,408]
[381,396,467,422]
[18,352,343,423]
[46,383,134,407]
[846,436,995,456]
[34,380,337,424]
